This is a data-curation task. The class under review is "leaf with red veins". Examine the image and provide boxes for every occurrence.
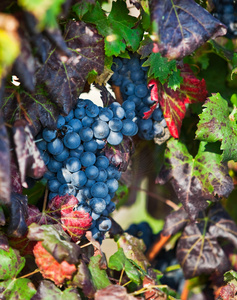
[144,79,159,119]
[147,64,208,138]
[33,241,77,286]
[13,120,46,187]
[61,210,92,242]
[46,195,92,241]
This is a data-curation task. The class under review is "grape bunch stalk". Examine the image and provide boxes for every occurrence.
[36,98,138,241]
[111,53,169,142]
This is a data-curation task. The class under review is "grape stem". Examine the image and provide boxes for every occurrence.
[130,185,179,210]
[20,268,40,278]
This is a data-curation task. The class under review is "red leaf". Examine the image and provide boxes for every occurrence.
[148,64,208,138]
[62,210,92,242]
[33,241,77,285]
[47,195,92,242]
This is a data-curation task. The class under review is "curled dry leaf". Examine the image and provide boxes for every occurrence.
[13,119,46,187]
[33,241,77,286]
[150,0,227,60]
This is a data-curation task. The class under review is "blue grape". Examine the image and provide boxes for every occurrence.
[37,139,47,151]
[111,57,123,71]
[44,170,55,180]
[91,212,100,220]
[81,116,94,127]
[69,145,84,158]
[125,110,136,119]
[57,168,72,183]
[106,178,119,193]
[47,138,64,156]
[71,170,87,187]
[95,156,109,169]
[79,127,93,142]
[63,132,81,149]
[99,107,113,122]
[95,139,106,149]
[42,128,57,142]
[121,119,138,136]
[65,157,81,173]
[122,99,136,111]
[123,82,135,95]
[48,179,61,192]
[127,95,141,106]
[57,115,66,128]
[96,168,108,182]
[107,131,123,145]
[77,99,87,108]
[75,107,85,119]
[102,209,109,217]
[91,182,108,198]
[54,147,69,162]
[152,108,163,121]
[86,103,100,118]
[58,184,76,196]
[64,109,74,122]
[68,118,82,132]
[107,166,121,179]
[108,118,123,131]
[82,187,91,199]
[112,106,125,119]
[127,56,140,71]
[134,84,148,98]
[47,158,63,173]
[92,120,110,139]
[80,152,96,167]
[85,179,96,187]
[130,69,145,82]
[97,217,112,231]
[83,140,98,152]
[89,198,106,214]
[60,125,73,136]
[104,194,111,205]
[107,201,116,213]
[85,165,99,180]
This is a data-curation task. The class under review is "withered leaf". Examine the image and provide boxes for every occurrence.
[13,119,46,186]
[162,207,189,236]
[157,139,233,220]
[177,203,237,278]
[7,193,28,238]
[150,0,227,60]
[104,136,134,172]
[36,20,104,115]
[0,111,10,206]
[95,285,137,300]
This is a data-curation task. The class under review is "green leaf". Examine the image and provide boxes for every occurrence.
[196,93,237,162]
[157,139,234,219]
[83,0,143,56]
[224,270,237,284]
[0,278,36,299]
[109,248,141,284]
[17,0,65,28]
[117,233,150,271]
[72,1,93,20]
[32,280,80,300]
[88,255,111,290]
[0,247,25,280]
[167,68,183,91]
[143,52,178,83]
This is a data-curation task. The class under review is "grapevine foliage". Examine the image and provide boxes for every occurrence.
[0,0,237,299]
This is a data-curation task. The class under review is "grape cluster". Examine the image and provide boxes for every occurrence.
[37,98,138,241]
[111,53,168,141]
[212,0,237,38]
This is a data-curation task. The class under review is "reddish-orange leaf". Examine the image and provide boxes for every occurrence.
[148,65,208,138]
[33,241,77,285]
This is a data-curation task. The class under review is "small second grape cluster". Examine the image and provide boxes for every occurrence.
[36,98,138,241]
[111,53,168,141]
